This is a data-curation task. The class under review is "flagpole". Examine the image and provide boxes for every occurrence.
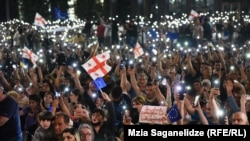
[99,89,103,94]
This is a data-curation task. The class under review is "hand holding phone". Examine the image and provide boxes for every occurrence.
[55,91,61,98]
[176,83,185,100]
[246,95,250,100]
[123,110,131,124]
[212,74,220,88]
[213,79,220,88]
[120,60,126,69]
[193,95,200,107]
[124,110,129,119]
[12,64,17,69]
[161,78,167,86]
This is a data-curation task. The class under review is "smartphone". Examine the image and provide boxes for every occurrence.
[17,87,23,93]
[120,60,126,69]
[55,91,61,98]
[176,83,185,100]
[193,95,200,107]
[213,79,220,88]
[219,107,227,124]
[247,95,250,100]
[12,64,17,69]
[212,74,220,88]
[161,78,167,85]
[124,110,130,120]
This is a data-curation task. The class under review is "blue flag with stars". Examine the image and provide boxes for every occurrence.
[167,104,182,123]
[54,7,68,20]
[93,77,107,90]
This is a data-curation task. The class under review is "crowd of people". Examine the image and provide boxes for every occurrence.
[0,10,250,141]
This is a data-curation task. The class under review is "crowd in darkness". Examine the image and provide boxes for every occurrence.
[0,11,250,141]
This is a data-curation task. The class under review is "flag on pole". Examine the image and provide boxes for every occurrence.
[93,77,107,90]
[82,51,111,80]
[19,58,26,68]
[54,7,68,20]
[34,12,47,28]
[134,42,144,58]
[166,104,182,123]
[22,47,39,65]
[188,9,199,20]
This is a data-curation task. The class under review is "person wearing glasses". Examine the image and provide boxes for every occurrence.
[78,123,94,141]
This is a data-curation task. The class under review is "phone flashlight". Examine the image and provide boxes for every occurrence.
[193,95,200,107]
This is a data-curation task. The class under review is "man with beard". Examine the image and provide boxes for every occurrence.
[90,92,116,141]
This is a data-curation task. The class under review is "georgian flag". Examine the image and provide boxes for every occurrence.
[134,42,144,58]
[34,12,47,28]
[188,9,199,20]
[22,47,39,65]
[82,51,111,80]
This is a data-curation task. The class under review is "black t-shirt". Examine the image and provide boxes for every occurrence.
[112,94,132,127]
[0,96,22,140]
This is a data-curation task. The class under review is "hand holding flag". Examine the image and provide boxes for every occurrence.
[93,77,107,90]
[22,47,39,65]
[188,9,199,21]
[134,42,144,58]
[166,104,182,123]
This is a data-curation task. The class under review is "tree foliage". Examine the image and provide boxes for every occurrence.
[75,0,103,20]
[19,0,50,23]
[19,0,69,23]
[19,0,104,22]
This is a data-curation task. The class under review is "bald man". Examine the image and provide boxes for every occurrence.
[231,111,249,125]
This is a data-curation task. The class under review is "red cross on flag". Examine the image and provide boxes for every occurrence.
[82,51,111,80]
[34,12,47,28]
[22,47,39,65]
[134,42,144,58]
[188,9,199,21]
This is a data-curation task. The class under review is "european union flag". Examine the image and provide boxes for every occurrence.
[166,32,179,40]
[93,77,107,90]
[147,28,158,39]
[54,7,68,20]
[167,104,182,123]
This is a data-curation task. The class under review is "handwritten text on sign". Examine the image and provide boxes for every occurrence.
[139,105,167,124]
